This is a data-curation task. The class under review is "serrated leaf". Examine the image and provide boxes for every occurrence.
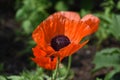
[93,48,120,72]
[8,76,24,80]
[110,14,120,40]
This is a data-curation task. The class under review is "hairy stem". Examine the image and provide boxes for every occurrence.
[52,57,60,80]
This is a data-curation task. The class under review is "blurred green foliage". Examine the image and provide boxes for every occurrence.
[94,0,120,44]
[0,66,73,80]
[16,0,51,34]
[110,14,120,40]
[13,0,120,80]
[93,48,120,80]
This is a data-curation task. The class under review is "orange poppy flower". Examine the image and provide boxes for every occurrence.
[32,11,100,70]
[32,45,58,70]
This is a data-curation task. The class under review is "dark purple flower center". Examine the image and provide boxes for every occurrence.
[51,35,71,51]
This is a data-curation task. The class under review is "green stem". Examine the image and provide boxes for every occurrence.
[63,56,72,79]
[52,57,60,80]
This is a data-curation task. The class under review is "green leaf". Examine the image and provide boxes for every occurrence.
[93,48,120,80]
[20,67,49,80]
[16,9,27,21]
[96,77,103,80]
[117,1,120,10]
[0,76,6,80]
[55,1,68,11]
[110,14,120,40]
[104,70,120,80]
[22,20,32,34]
[8,76,24,80]
[94,12,112,44]
[80,9,90,17]
[15,0,51,35]
[93,48,120,72]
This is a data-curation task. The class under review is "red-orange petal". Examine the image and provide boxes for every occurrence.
[58,40,89,58]
[32,25,47,48]
[32,46,46,57]
[32,45,65,70]
[32,13,68,45]
[33,45,55,57]
[81,14,100,33]
[32,57,57,70]
[32,46,57,70]
[51,11,81,21]
[64,19,91,44]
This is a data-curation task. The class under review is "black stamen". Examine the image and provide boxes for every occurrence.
[51,35,70,51]
[50,56,55,61]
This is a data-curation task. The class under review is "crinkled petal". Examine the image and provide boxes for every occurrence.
[32,45,55,57]
[32,46,46,57]
[32,13,66,45]
[81,14,100,33]
[32,27,47,48]
[32,46,57,70]
[64,20,91,44]
[58,40,89,58]
[51,11,80,21]
[32,46,65,70]
[32,57,57,70]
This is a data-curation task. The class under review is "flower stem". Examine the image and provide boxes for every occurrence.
[52,57,60,80]
[63,56,72,79]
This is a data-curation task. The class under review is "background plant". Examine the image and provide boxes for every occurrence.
[93,48,120,80]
